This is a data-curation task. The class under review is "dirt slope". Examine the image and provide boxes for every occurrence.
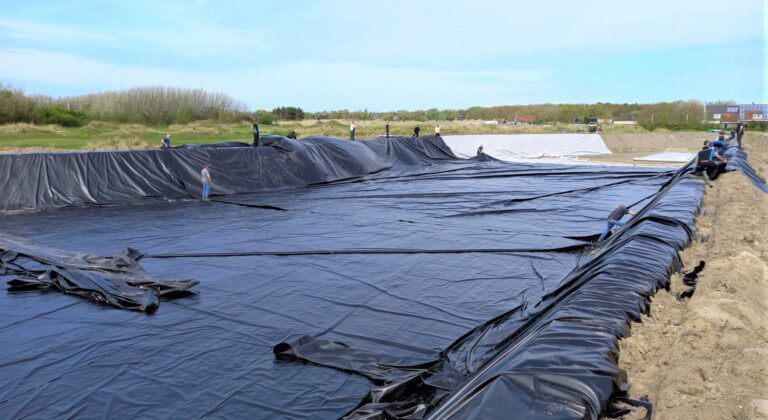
[601,131,706,154]
[618,134,768,419]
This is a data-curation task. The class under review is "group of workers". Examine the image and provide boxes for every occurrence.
[599,123,745,241]
[351,121,441,139]
[187,119,748,242]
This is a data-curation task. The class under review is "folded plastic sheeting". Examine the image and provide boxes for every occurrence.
[274,164,703,418]
[1,234,198,312]
[0,136,456,212]
[442,134,611,161]
[722,143,768,193]
[6,137,766,418]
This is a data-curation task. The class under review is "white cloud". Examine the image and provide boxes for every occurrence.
[0,14,266,57]
[0,49,552,110]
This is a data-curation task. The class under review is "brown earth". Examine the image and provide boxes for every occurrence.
[582,131,768,166]
[618,133,768,419]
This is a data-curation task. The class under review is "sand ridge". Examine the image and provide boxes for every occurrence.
[618,134,768,419]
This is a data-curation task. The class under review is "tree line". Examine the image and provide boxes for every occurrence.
[0,82,741,130]
[1,84,250,126]
[308,100,736,130]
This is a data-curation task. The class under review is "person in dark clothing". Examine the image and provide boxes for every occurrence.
[287,131,298,139]
[736,120,745,147]
[728,130,736,141]
[252,119,260,147]
[413,126,420,137]
[598,204,636,240]
[160,133,172,149]
[477,145,484,156]
[694,140,728,180]
[385,121,390,138]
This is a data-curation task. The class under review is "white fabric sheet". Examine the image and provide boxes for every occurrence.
[442,134,611,161]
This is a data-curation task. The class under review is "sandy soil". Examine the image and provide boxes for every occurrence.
[582,131,720,166]
[601,131,707,154]
[618,133,768,419]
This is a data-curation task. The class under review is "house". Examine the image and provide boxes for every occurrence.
[513,115,536,125]
[739,104,768,122]
[706,105,739,122]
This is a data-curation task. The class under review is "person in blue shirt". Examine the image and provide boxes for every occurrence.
[710,134,727,151]
[598,204,637,241]
[252,119,260,147]
[728,130,736,141]
[695,140,727,180]
[160,133,171,149]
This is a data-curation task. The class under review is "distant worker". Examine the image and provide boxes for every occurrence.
[477,145,484,156]
[435,125,441,137]
[160,133,172,149]
[350,120,356,140]
[287,131,298,139]
[598,204,637,241]
[736,120,745,147]
[695,140,728,180]
[413,125,420,137]
[385,121,390,138]
[252,119,260,147]
[201,163,212,201]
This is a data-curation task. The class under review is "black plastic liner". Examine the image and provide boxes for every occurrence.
[274,164,704,418]
[2,135,762,418]
[0,136,456,212]
[720,143,768,193]
[1,234,197,312]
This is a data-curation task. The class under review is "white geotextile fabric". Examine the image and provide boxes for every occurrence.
[634,152,695,163]
[442,134,611,161]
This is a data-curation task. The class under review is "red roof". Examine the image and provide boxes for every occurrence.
[514,115,536,123]
[744,110,766,121]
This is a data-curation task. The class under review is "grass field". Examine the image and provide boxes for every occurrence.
[0,119,648,152]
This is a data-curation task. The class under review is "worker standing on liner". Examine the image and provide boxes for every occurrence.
[385,121,390,138]
[736,120,745,147]
[350,120,356,140]
[435,124,441,137]
[201,163,212,201]
[598,204,636,241]
[695,140,727,180]
[413,125,420,137]
[252,119,260,147]
[160,133,172,149]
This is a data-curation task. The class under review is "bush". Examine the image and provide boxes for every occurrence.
[640,122,719,131]
[33,106,89,127]
[256,113,275,125]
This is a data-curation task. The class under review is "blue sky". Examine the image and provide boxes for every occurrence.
[0,0,765,111]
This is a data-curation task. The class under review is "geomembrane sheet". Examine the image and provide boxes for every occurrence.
[0,136,716,418]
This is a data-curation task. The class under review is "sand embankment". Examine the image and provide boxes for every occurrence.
[619,133,768,419]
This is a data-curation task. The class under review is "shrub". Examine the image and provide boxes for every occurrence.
[33,106,89,127]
